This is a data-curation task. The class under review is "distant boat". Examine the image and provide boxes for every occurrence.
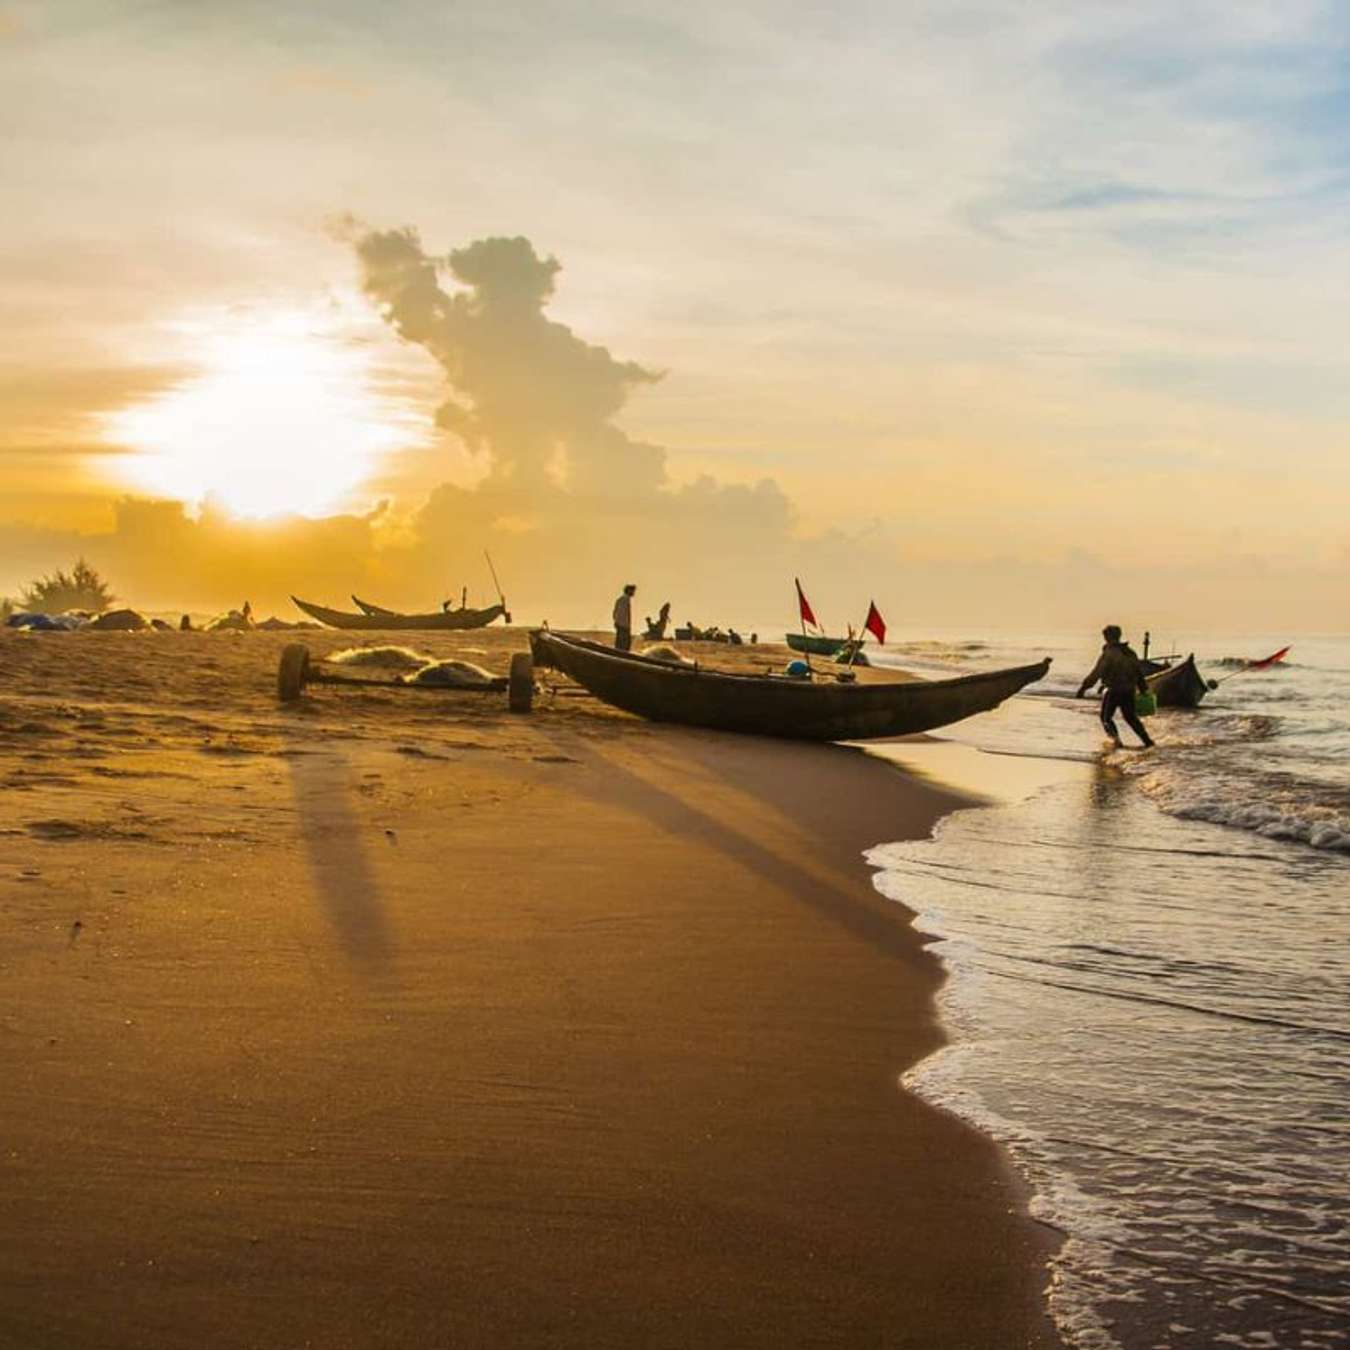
[291,596,506,632]
[529,629,1050,741]
[786,632,868,666]
[1146,654,1211,708]
[786,632,848,656]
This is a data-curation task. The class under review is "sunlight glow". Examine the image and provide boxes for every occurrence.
[102,306,423,519]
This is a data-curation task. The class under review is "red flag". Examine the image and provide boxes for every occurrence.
[1247,645,1290,670]
[863,601,886,645]
[795,578,818,629]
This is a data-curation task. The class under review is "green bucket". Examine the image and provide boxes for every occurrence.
[1135,689,1158,718]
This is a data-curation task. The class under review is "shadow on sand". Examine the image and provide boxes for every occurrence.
[286,748,393,965]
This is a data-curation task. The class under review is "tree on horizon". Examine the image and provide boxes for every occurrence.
[19,558,116,614]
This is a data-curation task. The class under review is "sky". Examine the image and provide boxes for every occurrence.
[2,0,1348,632]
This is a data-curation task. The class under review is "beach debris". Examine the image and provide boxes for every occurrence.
[88,608,150,631]
[6,611,89,631]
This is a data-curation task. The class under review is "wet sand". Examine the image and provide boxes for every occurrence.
[0,626,1062,1348]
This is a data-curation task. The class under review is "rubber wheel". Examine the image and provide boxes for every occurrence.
[278,644,311,702]
[507,652,534,713]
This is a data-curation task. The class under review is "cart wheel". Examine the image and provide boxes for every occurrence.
[278,644,311,702]
[508,652,534,713]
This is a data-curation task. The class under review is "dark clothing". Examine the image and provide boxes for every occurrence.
[1080,638,1153,747]
[1078,641,1148,696]
[1100,688,1153,747]
[614,627,632,653]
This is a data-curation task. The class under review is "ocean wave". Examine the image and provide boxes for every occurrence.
[1123,759,1350,854]
[1209,656,1302,670]
[1173,800,1350,852]
[890,639,989,652]
[1149,712,1281,746]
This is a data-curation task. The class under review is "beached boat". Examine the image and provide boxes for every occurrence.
[786,632,848,656]
[786,632,869,664]
[291,596,506,632]
[530,629,1050,741]
[1146,654,1211,708]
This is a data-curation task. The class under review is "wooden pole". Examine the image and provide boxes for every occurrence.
[484,551,506,607]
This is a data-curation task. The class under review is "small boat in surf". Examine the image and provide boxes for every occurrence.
[1146,654,1213,709]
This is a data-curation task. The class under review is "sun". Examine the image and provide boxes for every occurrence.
[103,304,424,519]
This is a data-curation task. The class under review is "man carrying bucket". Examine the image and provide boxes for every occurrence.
[1077,624,1155,749]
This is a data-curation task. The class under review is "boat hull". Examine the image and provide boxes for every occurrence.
[292,597,506,631]
[530,630,1050,741]
[1146,654,1209,708]
[786,632,848,656]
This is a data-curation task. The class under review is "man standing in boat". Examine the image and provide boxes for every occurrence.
[1077,624,1155,749]
[613,583,636,652]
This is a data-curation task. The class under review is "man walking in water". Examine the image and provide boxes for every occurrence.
[613,583,636,652]
[1077,624,1155,749]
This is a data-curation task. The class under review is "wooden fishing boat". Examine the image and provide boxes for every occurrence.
[786,632,848,656]
[1146,654,1212,708]
[530,630,1050,741]
[291,596,506,632]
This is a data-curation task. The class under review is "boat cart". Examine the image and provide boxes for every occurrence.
[276,644,534,713]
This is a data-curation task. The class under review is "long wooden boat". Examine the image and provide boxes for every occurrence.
[530,630,1050,741]
[291,596,506,632]
[1146,653,1212,709]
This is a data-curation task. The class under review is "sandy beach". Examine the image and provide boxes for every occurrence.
[1,626,1061,1348]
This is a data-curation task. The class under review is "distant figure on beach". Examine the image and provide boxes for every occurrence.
[1077,624,1155,749]
[241,600,253,624]
[643,602,671,640]
[613,583,636,651]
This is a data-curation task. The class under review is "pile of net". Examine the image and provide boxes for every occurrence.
[327,645,499,687]
[399,659,498,687]
[640,644,694,666]
[328,645,429,670]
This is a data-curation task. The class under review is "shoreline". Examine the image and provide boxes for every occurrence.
[1,627,1062,1347]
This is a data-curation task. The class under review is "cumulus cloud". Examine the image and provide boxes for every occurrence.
[354,226,665,496]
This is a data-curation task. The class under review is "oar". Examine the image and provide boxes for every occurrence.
[1214,645,1291,685]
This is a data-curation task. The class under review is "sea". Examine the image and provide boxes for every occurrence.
[851,631,1350,1350]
